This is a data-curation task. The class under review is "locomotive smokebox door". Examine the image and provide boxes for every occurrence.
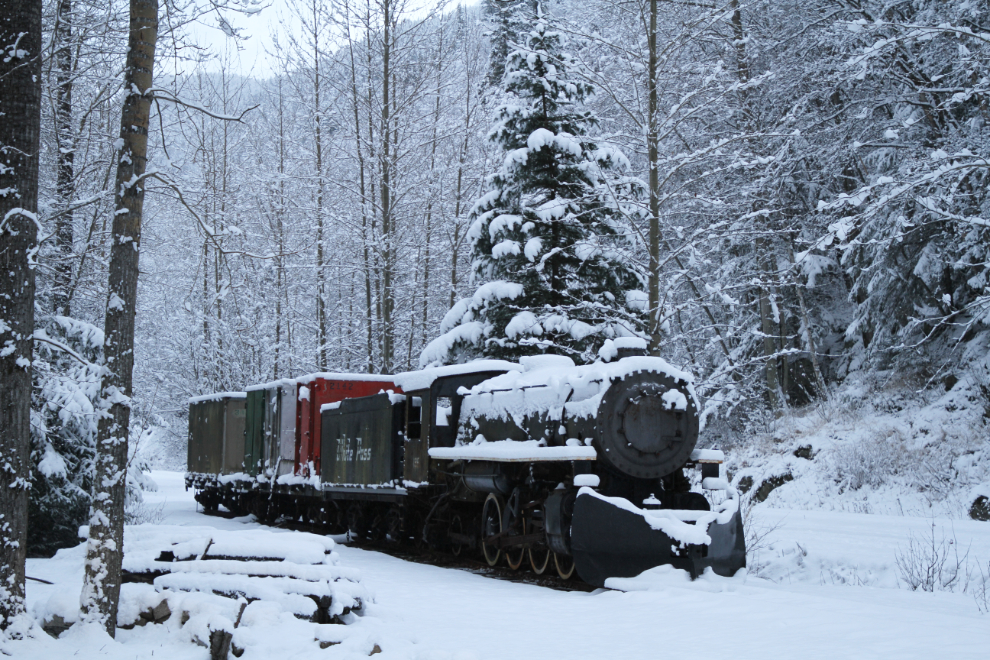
[595,371,699,480]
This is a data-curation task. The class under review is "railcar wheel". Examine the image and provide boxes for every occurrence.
[385,505,404,544]
[450,514,464,557]
[503,489,525,570]
[367,508,387,542]
[253,497,277,524]
[554,552,576,580]
[526,518,551,575]
[481,493,502,567]
[346,503,366,539]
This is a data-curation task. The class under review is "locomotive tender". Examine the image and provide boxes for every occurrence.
[186,343,745,587]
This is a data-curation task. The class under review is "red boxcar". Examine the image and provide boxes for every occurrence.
[295,373,401,476]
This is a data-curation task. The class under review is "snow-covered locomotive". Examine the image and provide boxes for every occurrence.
[186,342,745,586]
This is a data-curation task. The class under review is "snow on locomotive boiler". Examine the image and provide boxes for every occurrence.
[186,341,745,587]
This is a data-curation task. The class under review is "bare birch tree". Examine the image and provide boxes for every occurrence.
[79,0,157,634]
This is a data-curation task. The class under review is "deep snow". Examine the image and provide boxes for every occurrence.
[5,470,990,659]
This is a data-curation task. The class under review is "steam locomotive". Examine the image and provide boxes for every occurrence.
[185,341,745,587]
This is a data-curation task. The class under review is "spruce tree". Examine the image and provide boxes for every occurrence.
[422,14,646,367]
[484,0,533,88]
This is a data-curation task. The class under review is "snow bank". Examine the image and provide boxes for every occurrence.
[605,564,746,593]
[723,370,990,519]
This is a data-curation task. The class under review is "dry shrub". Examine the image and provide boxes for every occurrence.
[895,521,970,593]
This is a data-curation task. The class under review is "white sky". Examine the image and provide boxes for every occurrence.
[188,0,481,79]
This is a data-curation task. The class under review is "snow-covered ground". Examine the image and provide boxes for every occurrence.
[6,470,990,659]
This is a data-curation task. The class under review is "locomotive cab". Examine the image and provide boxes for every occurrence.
[393,360,521,484]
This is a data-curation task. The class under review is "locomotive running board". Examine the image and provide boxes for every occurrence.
[569,490,746,588]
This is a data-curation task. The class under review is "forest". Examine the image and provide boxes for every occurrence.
[2,0,990,631]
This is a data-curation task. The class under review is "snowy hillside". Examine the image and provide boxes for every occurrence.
[717,370,990,521]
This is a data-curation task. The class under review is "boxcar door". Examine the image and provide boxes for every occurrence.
[244,390,265,476]
[222,397,247,474]
[264,386,280,475]
[403,390,429,484]
[279,383,297,476]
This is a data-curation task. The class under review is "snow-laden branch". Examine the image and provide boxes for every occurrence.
[845,20,990,69]
[147,89,258,122]
[33,329,98,368]
[0,207,43,236]
[146,173,306,261]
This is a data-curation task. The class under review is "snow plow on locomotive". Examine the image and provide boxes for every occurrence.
[185,350,745,587]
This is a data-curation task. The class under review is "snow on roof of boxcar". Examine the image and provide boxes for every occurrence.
[244,378,298,392]
[187,391,247,404]
[393,359,522,392]
[294,372,399,385]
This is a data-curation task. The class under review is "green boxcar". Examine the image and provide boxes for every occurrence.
[321,393,405,486]
[187,393,246,475]
[187,399,224,474]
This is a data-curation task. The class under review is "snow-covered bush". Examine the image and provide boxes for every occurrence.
[28,317,102,557]
[829,425,907,492]
[29,315,163,555]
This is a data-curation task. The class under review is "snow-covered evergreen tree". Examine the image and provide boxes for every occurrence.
[422,14,646,367]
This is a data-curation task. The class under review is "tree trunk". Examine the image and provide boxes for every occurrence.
[730,0,779,408]
[313,0,328,371]
[80,0,157,636]
[379,0,394,373]
[646,0,662,354]
[422,32,443,349]
[274,79,286,378]
[343,0,375,373]
[757,240,780,410]
[450,66,474,308]
[53,0,74,315]
[364,8,377,372]
[0,0,43,629]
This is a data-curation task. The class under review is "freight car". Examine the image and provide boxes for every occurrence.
[186,347,745,587]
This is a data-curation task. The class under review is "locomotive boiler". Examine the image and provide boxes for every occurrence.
[186,346,745,587]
